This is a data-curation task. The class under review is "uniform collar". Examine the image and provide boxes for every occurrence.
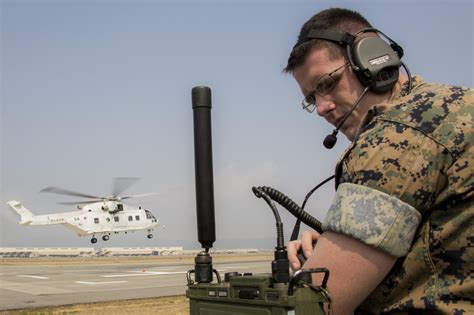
[391,75,425,102]
[354,76,425,137]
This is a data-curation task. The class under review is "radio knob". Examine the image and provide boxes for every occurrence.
[224,272,241,282]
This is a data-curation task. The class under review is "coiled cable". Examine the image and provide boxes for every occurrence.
[253,174,335,240]
[253,186,324,234]
[290,175,335,240]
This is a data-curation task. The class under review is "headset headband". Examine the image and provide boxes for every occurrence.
[298,29,355,48]
[294,28,404,58]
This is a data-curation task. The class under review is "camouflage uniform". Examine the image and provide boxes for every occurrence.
[322,76,473,314]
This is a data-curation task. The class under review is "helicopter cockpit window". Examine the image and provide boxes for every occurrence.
[145,210,154,219]
[128,216,133,221]
[94,218,99,224]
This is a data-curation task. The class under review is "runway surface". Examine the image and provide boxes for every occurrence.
[0,257,271,310]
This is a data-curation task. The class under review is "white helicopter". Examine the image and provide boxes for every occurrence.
[6,178,160,244]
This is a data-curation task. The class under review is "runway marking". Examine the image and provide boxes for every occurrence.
[18,275,49,280]
[0,280,73,295]
[101,271,186,278]
[75,281,128,285]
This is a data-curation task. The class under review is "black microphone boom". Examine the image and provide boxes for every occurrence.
[323,86,370,149]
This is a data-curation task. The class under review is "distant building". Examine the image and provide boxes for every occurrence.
[0,247,183,258]
[0,247,263,258]
[0,247,94,258]
[98,247,184,256]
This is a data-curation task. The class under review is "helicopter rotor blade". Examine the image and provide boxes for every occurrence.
[111,177,140,197]
[40,186,103,199]
[120,192,158,200]
[58,200,104,205]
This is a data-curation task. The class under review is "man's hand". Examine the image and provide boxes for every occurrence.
[287,230,320,271]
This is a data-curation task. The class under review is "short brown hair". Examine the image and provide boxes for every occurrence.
[284,8,372,73]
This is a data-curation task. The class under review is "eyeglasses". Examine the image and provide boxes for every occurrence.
[301,62,349,113]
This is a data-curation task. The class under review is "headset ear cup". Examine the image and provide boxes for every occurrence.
[346,44,371,89]
[350,36,402,92]
[390,43,404,58]
[376,68,398,84]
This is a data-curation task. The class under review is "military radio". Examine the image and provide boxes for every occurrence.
[186,86,331,315]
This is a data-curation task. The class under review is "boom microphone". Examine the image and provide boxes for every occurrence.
[323,86,370,149]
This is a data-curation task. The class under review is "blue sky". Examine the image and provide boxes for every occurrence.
[1,0,472,249]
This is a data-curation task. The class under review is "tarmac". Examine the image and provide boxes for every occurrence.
[0,256,271,311]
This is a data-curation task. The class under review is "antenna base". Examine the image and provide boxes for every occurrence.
[194,250,213,283]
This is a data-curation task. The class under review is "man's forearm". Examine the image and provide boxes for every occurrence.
[304,231,397,314]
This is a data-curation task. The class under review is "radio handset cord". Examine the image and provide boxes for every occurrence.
[290,174,335,241]
[254,174,335,265]
[254,174,335,238]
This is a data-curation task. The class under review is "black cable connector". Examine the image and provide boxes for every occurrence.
[252,187,290,284]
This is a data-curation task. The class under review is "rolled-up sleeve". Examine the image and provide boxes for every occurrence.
[322,183,422,257]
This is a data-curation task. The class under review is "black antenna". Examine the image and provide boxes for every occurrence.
[191,86,216,284]
[192,86,216,250]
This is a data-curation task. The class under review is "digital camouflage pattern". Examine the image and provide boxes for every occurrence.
[332,76,473,314]
[323,182,421,257]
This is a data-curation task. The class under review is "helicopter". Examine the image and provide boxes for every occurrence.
[6,178,160,244]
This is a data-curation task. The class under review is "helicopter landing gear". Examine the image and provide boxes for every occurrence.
[91,237,97,244]
[147,234,153,239]
[102,235,110,241]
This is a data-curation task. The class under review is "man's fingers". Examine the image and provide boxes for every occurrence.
[287,240,302,271]
[288,231,321,271]
[301,230,320,258]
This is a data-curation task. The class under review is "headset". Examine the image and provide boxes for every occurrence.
[294,28,412,148]
[296,28,407,92]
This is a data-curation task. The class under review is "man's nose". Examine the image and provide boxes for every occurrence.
[316,99,335,116]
